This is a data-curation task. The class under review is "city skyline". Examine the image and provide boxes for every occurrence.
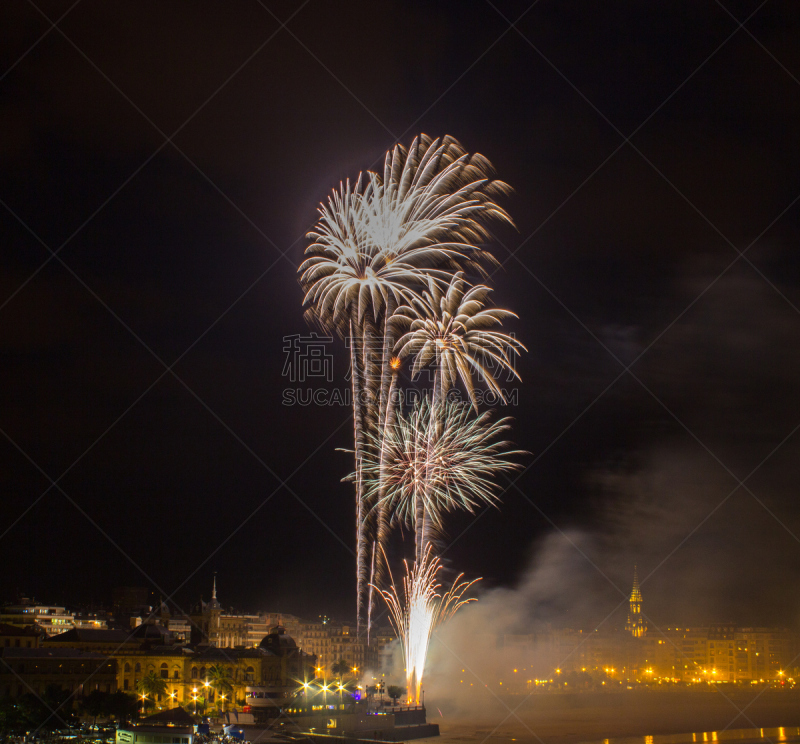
[4,565,798,637]
[2,2,800,634]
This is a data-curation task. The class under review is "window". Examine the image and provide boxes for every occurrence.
[125,663,131,672]
[160,663,168,679]
[135,663,141,673]
[191,667,198,679]
[173,669,179,679]
[124,679,129,690]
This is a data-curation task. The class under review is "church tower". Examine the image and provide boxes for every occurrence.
[625,563,646,638]
[208,572,222,646]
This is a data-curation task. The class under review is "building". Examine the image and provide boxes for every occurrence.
[187,578,304,652]
[625,564,646,638]
[42,627,142,655]
[734,626,791,681]
[116,707,194,744]
[481,562,796,687]
[296,619,333,672]
[188,576,249,648]
[44,619,316,716]
[0,647,117,698]
[1,599,76,636]
[112,587,152,620]
[0,622,42,648]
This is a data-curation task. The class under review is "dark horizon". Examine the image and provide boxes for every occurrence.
[2,1,800,632]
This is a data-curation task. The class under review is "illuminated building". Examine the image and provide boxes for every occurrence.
[188,576,300,649]
[293,619,395,674]
[625,564,646,638]
[1,599,78,636]
[116,708,194,744]
[46,623,315,715]
[489,564,793,685]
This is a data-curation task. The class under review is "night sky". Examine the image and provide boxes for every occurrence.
[2,1,800,631]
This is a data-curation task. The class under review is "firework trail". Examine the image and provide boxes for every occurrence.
[300,135,513,632]
[376,546,479,705]
[393,273,525,561]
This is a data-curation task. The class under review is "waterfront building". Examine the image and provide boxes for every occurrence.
[44,620,315,716]
[116,707,194,744]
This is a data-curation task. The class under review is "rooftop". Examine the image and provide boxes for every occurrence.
[0,622,42,636]
[44,628,134,644]
[0,647,110,659]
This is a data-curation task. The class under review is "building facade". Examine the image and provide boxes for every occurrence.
[0,647,117,698]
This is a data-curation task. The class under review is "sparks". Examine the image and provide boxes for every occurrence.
[363,396,523,531]
[376,546,479,705]
[300,135,514,632]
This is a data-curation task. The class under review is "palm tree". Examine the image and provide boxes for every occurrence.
[206,665,233,712]
[136,672,168,711]
[301,135,514,632]
[331,659,349,680]
[393,273,525,561]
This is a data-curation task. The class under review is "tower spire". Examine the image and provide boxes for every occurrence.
[625,561,645,638]
[212,572,217,602]
[630,562,642,602]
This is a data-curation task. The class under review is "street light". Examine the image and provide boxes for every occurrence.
[192,694,198,715]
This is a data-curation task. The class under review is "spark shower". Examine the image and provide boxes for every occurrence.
[298,135,525,703]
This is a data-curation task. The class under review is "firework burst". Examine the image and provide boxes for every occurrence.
[300,135,514,632]
[376,546,478,705]
[364,396,523,533]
